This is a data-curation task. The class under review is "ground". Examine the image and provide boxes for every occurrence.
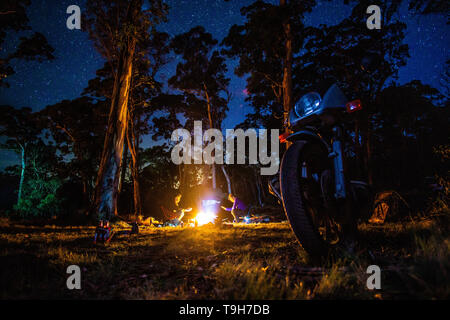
[0,216,448,299]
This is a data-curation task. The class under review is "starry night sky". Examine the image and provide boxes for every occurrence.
[0,0,448,168]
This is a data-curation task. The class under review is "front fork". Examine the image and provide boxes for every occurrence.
[329,126,358,238]
[329,126,346,200]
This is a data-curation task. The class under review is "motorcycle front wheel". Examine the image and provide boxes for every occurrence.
[280,140,346,256]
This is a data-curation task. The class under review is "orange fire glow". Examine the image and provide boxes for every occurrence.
[195,210,217,226]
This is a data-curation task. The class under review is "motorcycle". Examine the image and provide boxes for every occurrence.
[270,84,372,256]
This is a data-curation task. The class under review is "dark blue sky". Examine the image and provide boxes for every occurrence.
[0,0,448,168]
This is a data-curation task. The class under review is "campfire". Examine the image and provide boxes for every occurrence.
[194,199,220,226]
[195,209,216,226]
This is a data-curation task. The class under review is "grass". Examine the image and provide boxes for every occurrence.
[0,215,448,300]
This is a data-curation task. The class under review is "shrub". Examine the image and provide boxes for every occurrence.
[13,177,63,218]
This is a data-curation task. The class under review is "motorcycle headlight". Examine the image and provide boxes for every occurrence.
[294,92,322,118]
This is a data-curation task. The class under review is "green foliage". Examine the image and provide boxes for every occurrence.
[3,137,65,219]
[14,177,63,218]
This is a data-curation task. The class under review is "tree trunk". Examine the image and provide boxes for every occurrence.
[82,179,89,211]
[17,144,25,205]
[229,169,235,195]
[134,120,142,217]
[221,165,232,195]
[118,138,128,194]
[212,164,217,189]
[93,36,136,221]
[280,0,293,142]
[127,115,142,217]
[254,170,263,207]
[114,138,128,217]
[179,163,186,195]
[203,83,217,189]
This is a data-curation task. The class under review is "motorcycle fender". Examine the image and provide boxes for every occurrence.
[285,130,331,152]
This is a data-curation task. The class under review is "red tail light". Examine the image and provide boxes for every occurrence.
[279,132,290,143]
[346,99,362,113]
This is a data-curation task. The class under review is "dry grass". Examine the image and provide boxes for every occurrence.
[0,217,448,300]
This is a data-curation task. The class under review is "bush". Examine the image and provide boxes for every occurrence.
[13,178,63,218]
